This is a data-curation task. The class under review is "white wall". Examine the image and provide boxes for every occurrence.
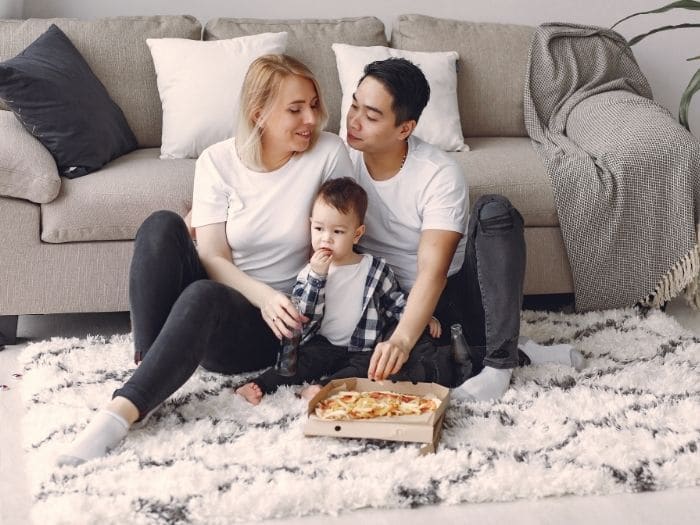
[18,0,700,132]
[0,0,23,18]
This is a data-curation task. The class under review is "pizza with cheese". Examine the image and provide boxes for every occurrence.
[314,390,440,420]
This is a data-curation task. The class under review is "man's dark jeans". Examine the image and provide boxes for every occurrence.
[434,194,526,373]
[113,210,279,419]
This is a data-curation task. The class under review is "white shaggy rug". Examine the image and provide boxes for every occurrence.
[18,308,700,524]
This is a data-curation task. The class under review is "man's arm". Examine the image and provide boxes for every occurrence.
[367,229,462,380]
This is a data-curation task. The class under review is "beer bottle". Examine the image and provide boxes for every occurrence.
[450,324,470,366]
[275,296,302,376]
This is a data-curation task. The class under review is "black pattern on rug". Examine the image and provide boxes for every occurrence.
[19,308,700,523]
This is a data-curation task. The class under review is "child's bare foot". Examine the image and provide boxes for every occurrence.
[235,383,264,405]
[301,384,322,400]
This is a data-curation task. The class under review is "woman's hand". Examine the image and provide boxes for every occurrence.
[309,248,332,276]
[261,291,308,339]
[368,338,411,380]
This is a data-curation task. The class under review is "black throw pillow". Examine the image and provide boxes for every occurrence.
[0,24,137,178]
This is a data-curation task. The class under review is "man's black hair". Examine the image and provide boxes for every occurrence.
[358,57,431,126]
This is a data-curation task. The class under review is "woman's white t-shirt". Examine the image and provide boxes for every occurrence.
[191,132,353,293]
[348,135,469,291]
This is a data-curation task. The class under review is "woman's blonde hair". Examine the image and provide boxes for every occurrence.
[236,54,328,171]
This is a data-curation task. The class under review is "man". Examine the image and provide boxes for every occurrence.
[345,58,528,401]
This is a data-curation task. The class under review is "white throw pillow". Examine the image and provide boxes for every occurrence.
[147,32,288,159]
[332,43,467,152]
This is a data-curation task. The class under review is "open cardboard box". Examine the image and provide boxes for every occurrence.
[303,377,450,455]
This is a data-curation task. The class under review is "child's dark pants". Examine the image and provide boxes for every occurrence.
[252,334,456,395]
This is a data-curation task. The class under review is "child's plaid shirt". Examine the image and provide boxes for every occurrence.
[291,255,406,352]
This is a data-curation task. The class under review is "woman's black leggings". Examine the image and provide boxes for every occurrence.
[113,210,279,418]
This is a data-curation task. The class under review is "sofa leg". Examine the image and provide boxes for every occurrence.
[0,315,19,350]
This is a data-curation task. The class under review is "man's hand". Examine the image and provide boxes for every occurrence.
[368,338,411,380]
[428,316,442,339]
[309,248,333,276]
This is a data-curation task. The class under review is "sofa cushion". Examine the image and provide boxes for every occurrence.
[0,110,60,203]
[454,137,557,227]
[0,16,202,148]
[204,17,387,134]
[0,24,137,178]
[147,32,288,159]
[41,148,195,243]
[391,14,534,138]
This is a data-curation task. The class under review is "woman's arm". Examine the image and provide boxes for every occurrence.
[367,229,462,380]
[195,222,304,339]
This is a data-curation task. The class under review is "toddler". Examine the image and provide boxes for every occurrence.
[236,177,444,404]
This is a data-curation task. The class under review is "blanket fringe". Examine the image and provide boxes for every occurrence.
[640,240,700,309]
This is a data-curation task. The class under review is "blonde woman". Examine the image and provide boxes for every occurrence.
[57,55,353,466]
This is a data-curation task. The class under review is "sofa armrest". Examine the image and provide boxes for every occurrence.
[0,195,133,315]
[566,90,697,162]
[0,110,60,203]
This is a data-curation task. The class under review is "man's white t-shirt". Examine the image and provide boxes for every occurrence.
[348,134,469,291]
[191,132,353,293]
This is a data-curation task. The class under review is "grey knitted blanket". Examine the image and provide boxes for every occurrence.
[524,23,700,311]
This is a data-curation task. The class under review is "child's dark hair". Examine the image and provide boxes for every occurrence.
[359,57,431,126]
[316,177,368,224]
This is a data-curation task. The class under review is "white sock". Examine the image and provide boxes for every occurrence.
[519,337,585,371]
[56,410,129,466]
[452,366,513,402]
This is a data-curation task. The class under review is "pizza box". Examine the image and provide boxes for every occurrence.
[303,377,450,455]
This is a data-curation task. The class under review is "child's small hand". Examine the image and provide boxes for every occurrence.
[310,248,332,275]
[428,316,442,339]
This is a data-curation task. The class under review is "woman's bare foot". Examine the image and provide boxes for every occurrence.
[235,383,264,405]
[300,384,322,400]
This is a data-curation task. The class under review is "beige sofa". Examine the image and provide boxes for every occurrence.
[0,14,574,345]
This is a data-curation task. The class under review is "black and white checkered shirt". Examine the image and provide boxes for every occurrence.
[291,255,406,352]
